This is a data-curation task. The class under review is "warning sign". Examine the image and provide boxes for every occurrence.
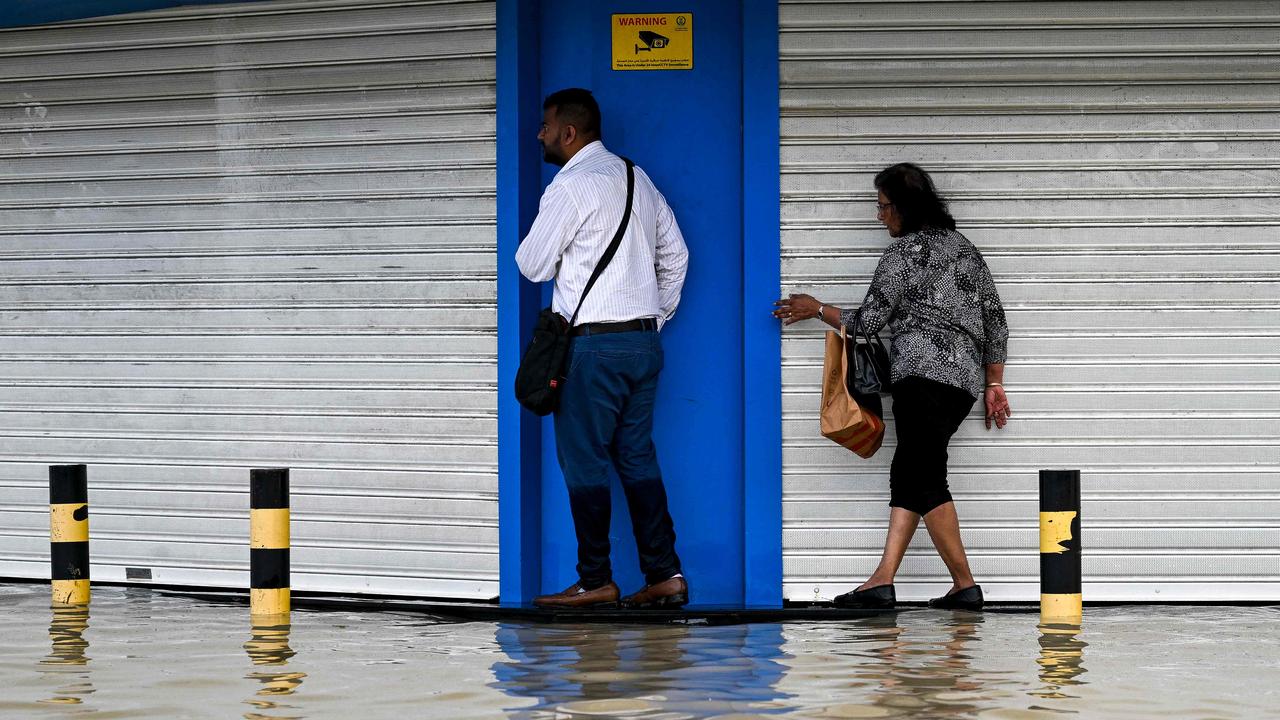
[611,13,693,71]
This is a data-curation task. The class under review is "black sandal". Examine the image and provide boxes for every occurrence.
[928,584,984,611]
[833,584,896,609]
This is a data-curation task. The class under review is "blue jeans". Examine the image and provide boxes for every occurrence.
[553,329,681,589]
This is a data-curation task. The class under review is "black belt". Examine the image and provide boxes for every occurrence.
[571,318,657,337]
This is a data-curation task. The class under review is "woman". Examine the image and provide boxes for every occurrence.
[774,163,1011,611]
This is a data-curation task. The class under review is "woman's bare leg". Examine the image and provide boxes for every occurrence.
[923,501,976,594]
[858,507,921,590]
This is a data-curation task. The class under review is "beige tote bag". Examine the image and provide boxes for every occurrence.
[820,328,885,458]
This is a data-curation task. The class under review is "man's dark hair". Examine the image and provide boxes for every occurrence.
[543,88,601,139]
[874,163,956,233]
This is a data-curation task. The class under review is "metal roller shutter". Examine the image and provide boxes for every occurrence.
[0,0,498,598]
[780,1,1280,601]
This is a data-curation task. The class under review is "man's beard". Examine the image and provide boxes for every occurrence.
[540,141,566,167]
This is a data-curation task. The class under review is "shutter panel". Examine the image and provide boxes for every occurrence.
[780,0,1280,601]
[0,0,498,598]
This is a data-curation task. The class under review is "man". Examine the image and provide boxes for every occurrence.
[516,88,690,609]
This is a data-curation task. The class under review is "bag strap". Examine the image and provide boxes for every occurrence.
[568,157,635,327]
[852,308,887,352]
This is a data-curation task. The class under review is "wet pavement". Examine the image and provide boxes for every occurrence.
[0,584,1276,718]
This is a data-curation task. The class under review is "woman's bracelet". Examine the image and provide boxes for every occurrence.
[986,382,1003,388]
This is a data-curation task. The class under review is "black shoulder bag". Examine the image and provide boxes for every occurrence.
[514,158,635,416]
[846,309,893,416]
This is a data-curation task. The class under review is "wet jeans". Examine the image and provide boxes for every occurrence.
[553,329,681,589]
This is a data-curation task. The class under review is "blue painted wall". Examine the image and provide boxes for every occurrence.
[741,0,783,608]
[533,0,747,606]
[497,0,546,605]
[499,0,781,607]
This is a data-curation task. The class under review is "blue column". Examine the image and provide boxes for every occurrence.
[497,0,543,604]
[741,0,783,608]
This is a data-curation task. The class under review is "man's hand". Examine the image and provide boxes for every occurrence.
[984,385,1012,430]
[773,294,822,326]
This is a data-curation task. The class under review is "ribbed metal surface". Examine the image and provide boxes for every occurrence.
[0,0,498,598]
[780,1,1280,601]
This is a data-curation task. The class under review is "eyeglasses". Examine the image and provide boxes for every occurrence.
[876,202,893,212]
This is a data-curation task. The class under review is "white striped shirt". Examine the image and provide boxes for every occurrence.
[515,141,689,329]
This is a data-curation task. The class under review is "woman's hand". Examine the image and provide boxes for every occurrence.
[984,386,1012,430]
[773,293,822,326]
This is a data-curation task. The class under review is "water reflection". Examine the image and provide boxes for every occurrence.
[491,622,792,718]
[243,616,306,719]
[1034,621,1087,699]
[844,613,990,718]
[38,603,94,706]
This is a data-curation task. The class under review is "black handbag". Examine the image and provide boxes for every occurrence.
[846,309,892,403]
[514,158,635,416]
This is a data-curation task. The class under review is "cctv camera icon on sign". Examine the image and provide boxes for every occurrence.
[635,30,669,53]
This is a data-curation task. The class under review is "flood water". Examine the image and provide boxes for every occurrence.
[1,584,1276,719]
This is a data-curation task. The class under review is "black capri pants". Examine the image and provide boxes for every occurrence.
[889,376,977,516]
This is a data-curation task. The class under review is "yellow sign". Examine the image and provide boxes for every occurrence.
[611,13,692,71]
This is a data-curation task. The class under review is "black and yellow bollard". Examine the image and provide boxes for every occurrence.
[1040,469,1082,623]
[250,468,290,617]
[49,464,90,605]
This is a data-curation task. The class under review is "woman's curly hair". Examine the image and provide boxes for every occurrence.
[874,163,956,234]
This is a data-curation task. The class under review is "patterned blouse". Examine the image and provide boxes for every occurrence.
[840,227,1008,400]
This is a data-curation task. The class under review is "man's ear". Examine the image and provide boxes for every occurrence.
[562,124,578,146]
